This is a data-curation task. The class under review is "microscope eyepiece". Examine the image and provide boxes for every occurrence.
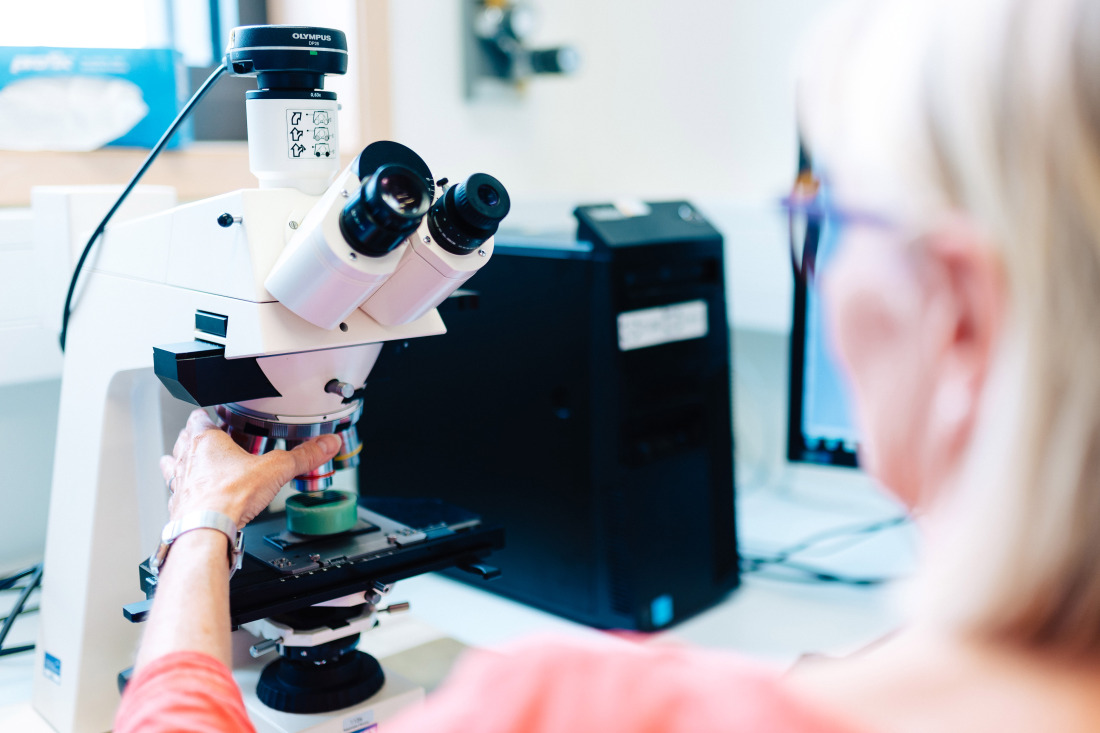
[427,173,511,255]
[339,164,430,257]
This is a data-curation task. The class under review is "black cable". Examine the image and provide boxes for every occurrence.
[0,565,38,592]
[0,563,41,655]
[744,565,897,587]
[738,514,911,587]
[749,515,909,567]
[740,554,901,586]
[0,645,35,658]
[58,62,228,352]
[0,606,39,624]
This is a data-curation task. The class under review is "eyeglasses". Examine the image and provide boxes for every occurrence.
[780,167,896,284]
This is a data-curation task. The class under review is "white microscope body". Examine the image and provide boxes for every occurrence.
[31,25,510,733]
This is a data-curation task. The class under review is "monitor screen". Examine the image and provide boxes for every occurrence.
[786,183,860,468]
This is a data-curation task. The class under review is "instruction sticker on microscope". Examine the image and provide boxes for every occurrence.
[617,300,709,351]
[286,109,336,159]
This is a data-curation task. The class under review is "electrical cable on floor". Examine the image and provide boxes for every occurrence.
[0,565,39,592]
[0,563,42,657]
[0,606,39,624]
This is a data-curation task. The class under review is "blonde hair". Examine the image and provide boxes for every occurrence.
[801,0,1100,655]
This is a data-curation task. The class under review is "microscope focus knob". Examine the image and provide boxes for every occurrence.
[379,602,411,614]
[250,638,282,658]
[325,379,356,399]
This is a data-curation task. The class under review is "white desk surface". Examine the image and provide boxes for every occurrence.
[0,473,917,730]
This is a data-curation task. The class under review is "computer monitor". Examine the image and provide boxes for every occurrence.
[786,193,860,468]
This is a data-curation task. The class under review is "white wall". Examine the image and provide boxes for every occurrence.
[383,0,837,331]
[388,1,822,200]
[0,379,59,573]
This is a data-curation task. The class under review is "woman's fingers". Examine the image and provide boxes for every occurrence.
[172,410,206,456]
[186,408,217,433]
[163,412,342,527]
[159,455,174,484]
[171,426,190,460]
[276,434,342,481]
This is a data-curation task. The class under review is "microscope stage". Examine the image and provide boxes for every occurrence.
[248,507,421,575]
[134,497,503,627]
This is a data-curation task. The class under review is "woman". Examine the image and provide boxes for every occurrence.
[116,0,1100,729]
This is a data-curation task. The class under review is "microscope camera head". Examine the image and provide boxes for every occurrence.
[226,25,349,195]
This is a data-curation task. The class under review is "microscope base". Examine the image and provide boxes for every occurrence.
[234,650,424,733]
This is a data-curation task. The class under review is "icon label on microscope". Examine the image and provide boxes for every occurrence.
[286,109,335,159]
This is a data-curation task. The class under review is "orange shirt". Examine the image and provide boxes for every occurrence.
[116,637,862,733]
[388,635,863,733]
[115,651,255,733]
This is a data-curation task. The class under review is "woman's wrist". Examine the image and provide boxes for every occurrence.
[159,528,232,576]
[169,528,230,556]
[137,526,235,671]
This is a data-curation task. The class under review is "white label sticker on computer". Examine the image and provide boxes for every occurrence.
[617,300,709,351]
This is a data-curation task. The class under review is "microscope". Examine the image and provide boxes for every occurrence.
[31,26,509,733]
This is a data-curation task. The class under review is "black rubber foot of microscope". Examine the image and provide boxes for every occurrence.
[257,649,385,714]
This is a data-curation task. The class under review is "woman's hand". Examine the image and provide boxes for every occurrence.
[159,408,342,527]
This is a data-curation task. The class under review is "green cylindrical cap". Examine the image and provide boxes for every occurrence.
[285,490,358,535]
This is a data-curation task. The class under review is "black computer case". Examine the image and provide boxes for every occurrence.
[357,201,738,630]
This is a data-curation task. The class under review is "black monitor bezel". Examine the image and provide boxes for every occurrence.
[785,146,859,469]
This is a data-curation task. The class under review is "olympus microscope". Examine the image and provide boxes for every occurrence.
[31,26,509,733]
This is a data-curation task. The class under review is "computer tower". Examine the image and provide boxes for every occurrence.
[357,201,738,630]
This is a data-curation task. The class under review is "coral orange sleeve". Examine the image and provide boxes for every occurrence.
[114,651,255,733]
[386,635,866,733]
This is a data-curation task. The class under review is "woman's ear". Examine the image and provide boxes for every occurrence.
[917,217,1005,476]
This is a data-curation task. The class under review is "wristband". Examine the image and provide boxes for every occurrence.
[150,510,244,578]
